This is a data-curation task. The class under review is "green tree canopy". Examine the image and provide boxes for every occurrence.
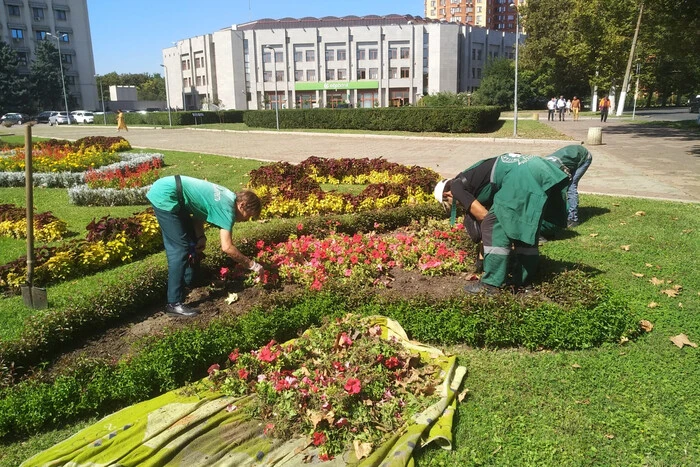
[29,41,67,111]
[0,41,31,115]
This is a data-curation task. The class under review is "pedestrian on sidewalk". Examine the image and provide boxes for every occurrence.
[147,175,264,317]
[557,96,567,121]
[547,98,557,121]
[571,96,581,121]
[599,96,611,122]
[116,110,128,132]
[433,153,569,295]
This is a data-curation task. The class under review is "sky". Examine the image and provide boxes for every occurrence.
[88,0,424,76]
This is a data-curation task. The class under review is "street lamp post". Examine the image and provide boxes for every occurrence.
[46,32,71,125]
[509,3,519,137]
[160,64,173,127]
[95,74,106,125]
[264,45,280,131]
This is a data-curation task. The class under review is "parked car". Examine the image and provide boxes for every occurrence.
[71,110,95,124]
[33,111,55,124]
[0,112,30,125]
[48,111,76,125]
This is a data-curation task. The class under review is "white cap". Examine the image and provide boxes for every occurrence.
[433,179,448,203]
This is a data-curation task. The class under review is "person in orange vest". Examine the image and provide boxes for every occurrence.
[599,96,611,122]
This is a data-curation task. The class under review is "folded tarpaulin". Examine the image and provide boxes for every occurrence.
[22,316,466,466]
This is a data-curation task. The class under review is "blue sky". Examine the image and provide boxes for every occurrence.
[89,0,424,75]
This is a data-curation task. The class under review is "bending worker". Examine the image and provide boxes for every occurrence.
[434,153,569,294]
[147,175,264,317]
[544,144,592,228]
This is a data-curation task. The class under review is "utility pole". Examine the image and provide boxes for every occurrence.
[616,1,644,116]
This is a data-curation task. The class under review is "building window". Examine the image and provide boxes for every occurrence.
[390,89,409,107]
[11,29,23,40]
[400,47,410,59]
[369,68,378,79]
[326,69,335,80]
[368,48,378,60]
[17,52,28,66]
[357,49,366,60]
[358,91,379,108]
[275,51,283,62]
[195,57,204,68]
[55,9,67,21]
[294,51,303,62]
[389,67,397,79]
[388,48,397,59]
[276,70,284,82]
[35,31,48,41]
[59,33,69,43]
[263,52,271,63]
[306,69,316,81]
[196,76,202,86]
[33,7,44,20]
[8,5,21,16]
[61,53,72,64]
[325,49,334,61]
[400,67,410,78]
[337,68,347,80]
[181,59,190,70]
[336,49,346,60]
[306,50,315,61]
[357,68,367,80]
[263,71,272,82]
[294,70,303,81]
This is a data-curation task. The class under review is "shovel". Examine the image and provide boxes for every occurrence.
[20,124,48,309]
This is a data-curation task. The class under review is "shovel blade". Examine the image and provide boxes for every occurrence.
[21,285,48,309]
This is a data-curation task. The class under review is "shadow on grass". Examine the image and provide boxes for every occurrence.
[535,257,604,282]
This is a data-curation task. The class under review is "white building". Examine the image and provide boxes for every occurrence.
[162,14,518,111]
[1,0,97,110]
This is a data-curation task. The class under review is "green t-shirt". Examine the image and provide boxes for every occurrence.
[146,176,237,231]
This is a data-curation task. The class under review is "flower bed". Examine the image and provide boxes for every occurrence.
[248,156,440,218]
[0,204,67,242]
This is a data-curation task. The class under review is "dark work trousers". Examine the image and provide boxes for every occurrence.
[558,107,566,121]
[152,205,197,304]
[600,108,609,122]
[481,212,540,288]
[548,109,555,121]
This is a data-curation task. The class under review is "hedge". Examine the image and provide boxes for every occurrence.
[103,110,245,126]
[243,106,501,133]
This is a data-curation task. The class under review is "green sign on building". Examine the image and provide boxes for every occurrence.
[294,81,379,91]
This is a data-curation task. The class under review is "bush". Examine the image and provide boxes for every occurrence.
[104,110,245,126]
[243,106,501,133]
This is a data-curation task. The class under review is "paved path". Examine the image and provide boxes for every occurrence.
[24,114,700,202]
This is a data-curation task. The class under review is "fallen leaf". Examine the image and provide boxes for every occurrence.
[619,221,627,225]
[681,229,693,234]
[571,363,581,369]
[457,388,470,402]
[640,320,654,332]
[661,288,680,298]
[307,410,324,429]
[620,336,629,344]
[634,211,646,216]
[650,277,664,286]
[353,440,373,460]
[645,263,653,268]
[669,334,698,349]
[620,245,631,251]
[647,302,658,308]
[575,399,591,405]
[612,203,620,206]
[632,272,644,278]
[225,292,239,305]
[671,217,679,220]
[605,434,615,440]
[678,303,683,308]
[589,233,599,237]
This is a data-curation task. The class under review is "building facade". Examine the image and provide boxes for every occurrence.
[162,15,518,112]
[1,0,97,110]
[424,0,525,34]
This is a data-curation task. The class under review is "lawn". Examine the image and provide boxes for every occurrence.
[0,141,698,465]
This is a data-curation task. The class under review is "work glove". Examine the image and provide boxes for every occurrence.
[249,261,264,277]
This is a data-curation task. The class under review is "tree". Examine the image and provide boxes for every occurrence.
[29,41,66,111]
[0,41,31,115]
[138,74,165,101]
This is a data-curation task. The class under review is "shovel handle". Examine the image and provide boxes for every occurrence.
[25,124,35,286]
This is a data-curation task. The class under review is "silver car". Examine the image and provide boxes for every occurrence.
[71,110,95,124]
[48,111,76,125]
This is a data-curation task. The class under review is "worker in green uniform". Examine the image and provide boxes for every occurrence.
[434,153,569,294]
[544,144,593,228]
[147,175,263,317]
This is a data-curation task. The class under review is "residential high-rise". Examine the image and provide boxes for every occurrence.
[425,0,525,33]
[1,0,97,110]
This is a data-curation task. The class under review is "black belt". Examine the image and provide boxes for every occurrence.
[174,175,185,209]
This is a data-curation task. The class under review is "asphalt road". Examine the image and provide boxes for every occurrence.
[16,110,700,202]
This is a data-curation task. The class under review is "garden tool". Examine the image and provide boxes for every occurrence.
[20,124,48,309]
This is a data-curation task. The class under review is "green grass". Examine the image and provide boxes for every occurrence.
[1,145,699,465]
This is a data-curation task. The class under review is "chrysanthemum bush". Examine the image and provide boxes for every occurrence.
[0,203,68,242]
[207,314,442,460]
[248,156,440,218]
[219,219,475,290]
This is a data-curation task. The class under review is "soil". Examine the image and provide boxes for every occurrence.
[48,268,475,375]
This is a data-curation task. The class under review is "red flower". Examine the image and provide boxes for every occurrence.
[256,240,265,249]
[207,363,220,375]
[219,267,229,280]
[319,453,334,461]
[237,368,249,379]
[264,423,275,435]
[297,223,304,231]
[312,431,326,446]
[344,378,362,395]
[228,349,239,362]
[338,332,353,347]
[258,341,281,362]
[384,356,400,369]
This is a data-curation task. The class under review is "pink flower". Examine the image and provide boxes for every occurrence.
[344,378,362,395]
[207,363,220,375]
[264,423,275,435]
[312,431,326,446]
[228,349,239,362]
[335,417,349,427]
[297,223,304,231]
[344,268,352,277]
[256,240,265,249]
[332,361,346,372]
[338,332,353,347]
[219,267,229,279]
[257,374,267,382]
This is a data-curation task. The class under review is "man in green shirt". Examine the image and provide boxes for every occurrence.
[147,175,263,317]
